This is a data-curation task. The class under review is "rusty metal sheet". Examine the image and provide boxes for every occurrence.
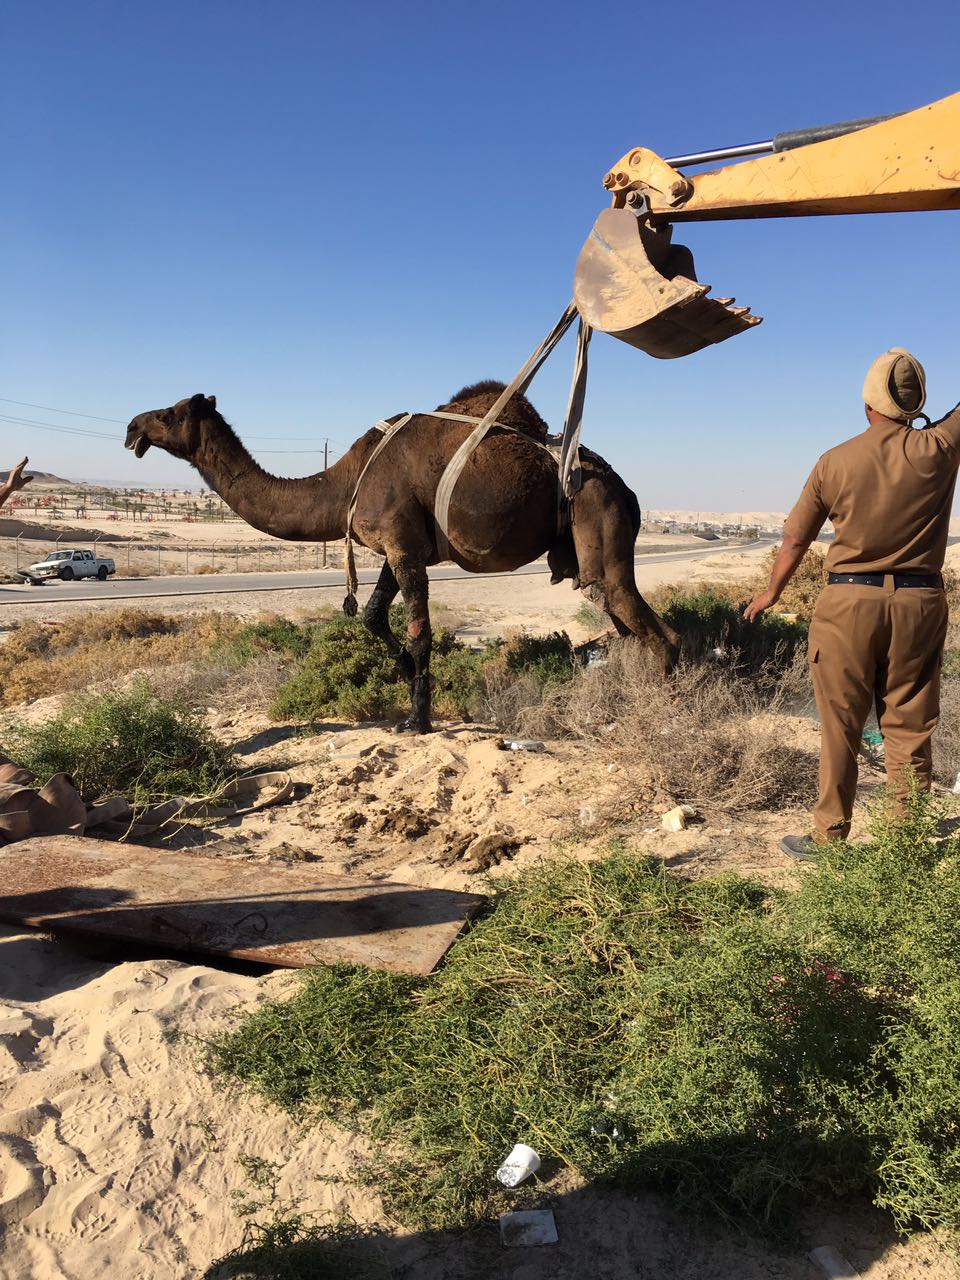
[0,836,486,976]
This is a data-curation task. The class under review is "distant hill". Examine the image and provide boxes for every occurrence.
[0,469,73,485]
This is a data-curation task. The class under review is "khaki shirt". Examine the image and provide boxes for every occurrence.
[784,408,960,574]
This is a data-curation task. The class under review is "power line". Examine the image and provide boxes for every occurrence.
[0,413,119,440]
[0,395,349,445]
[0,413,339,457]
[0,397,124,423]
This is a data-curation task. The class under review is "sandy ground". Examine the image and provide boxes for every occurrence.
[2,541,959,1278]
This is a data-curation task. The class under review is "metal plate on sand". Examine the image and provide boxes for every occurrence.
[0,836,486,975]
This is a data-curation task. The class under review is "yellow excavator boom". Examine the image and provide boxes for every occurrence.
[574,92,960,358]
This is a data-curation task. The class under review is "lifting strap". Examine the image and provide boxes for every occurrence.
[342,301,594,614]
[432,302,580,560]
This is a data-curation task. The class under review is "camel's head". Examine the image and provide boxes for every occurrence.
[125,394,218,461]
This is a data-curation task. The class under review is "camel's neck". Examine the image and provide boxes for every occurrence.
[191,416,372,542]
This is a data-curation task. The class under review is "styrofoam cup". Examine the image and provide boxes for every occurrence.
[496,1143,541,1187]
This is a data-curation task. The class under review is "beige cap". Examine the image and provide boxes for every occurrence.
[862,348,926,422]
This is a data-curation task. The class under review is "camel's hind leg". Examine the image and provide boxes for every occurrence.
[391,554,433,733]
[571,472,680,674]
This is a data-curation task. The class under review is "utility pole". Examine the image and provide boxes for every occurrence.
[322,439,328,567]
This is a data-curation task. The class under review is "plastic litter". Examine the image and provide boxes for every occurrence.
[495,1143,541,1187]
[661,804,698,833]
[499,1209,558,1248]
[808,1245,862,1279]
[499,739,547,753]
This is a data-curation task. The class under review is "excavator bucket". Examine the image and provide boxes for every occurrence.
[574,208,762,359]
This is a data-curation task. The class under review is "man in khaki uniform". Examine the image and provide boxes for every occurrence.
[745,349,960,859]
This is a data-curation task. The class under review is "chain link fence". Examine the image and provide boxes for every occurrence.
[1,536,384,582]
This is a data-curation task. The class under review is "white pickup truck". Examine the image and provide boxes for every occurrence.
[21,548,117,582]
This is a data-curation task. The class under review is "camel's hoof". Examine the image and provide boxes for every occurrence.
[395,718,434,735]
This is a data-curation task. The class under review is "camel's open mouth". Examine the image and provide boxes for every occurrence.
[126,434,151,459]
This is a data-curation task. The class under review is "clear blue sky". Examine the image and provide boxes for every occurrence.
[2,0,958,510]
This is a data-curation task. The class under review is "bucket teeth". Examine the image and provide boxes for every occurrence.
[574,208,764,359]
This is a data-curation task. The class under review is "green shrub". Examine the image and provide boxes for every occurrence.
[485,631,578,687]
[6,680,237,804]
[211,793,960,1240]
[219,617,318,665]
[658,587,807,673]
[271,608,486,723]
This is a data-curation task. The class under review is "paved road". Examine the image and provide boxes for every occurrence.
[0,541,773,607]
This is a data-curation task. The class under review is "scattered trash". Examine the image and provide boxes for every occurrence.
[578,805,596,828]
[499,739,547,753]
[661,804,698,833]
[499,1209,558,1248]
[953,771,960,796]
[495,1143,541,1187]
[0,755,294,845]
[808,1245,862,1279]
[861,729,884,761]
[589,1123,622,1140]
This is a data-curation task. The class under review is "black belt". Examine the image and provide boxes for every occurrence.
[827,572,943,588]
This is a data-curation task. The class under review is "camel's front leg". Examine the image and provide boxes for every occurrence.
[603,580,681,675]
[361,561,415,682]
[392,555,433,733]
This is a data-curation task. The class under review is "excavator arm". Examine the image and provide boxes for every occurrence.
[574,92,960,358]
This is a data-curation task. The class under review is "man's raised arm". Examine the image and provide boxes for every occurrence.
[0,458,32,510]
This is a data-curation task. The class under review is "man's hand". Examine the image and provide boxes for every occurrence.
[0,457,32,509]
[744,588,779,623]
[4,458,32,493]
[743,534,812,624]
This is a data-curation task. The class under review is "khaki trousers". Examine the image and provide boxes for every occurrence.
[808,580,948,840]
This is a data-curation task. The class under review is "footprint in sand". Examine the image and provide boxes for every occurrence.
[0,1133,49,1228]
[0,1010,53,1077]
[54,1083,132,1158]
[98,1019,170,1082]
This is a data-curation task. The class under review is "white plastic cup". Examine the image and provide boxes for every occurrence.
[496,1143,541,1187]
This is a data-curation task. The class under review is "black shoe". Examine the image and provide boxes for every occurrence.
[779,834,820,861]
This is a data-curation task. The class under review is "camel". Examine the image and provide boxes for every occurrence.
[125,386,680,731]
[0,458,32,510]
